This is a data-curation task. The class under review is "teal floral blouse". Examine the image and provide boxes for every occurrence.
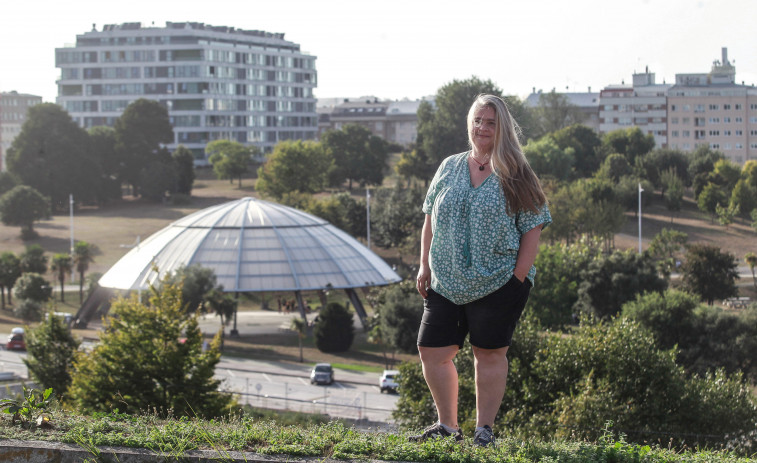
[422,151,552,305]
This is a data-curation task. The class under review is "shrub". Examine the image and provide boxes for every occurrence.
[13,299,44,322]
[314,302,354,353]
[24,312,80,396]
[13,272,52,303]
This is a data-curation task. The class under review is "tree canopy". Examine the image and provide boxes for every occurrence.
[206,140,255,188]
[681,243,738,305]
[6,103,100,210]
[114,99,174,195]
[321,124,391,190]
[67,283,234,418]
[0,185,50,239]
[256,140,332,199]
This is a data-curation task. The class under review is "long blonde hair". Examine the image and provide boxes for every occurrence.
[467,94,547,214]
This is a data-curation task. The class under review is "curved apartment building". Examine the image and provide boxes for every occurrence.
[55,22,318,161]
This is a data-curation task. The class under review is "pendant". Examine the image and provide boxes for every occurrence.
[479,165,484,171]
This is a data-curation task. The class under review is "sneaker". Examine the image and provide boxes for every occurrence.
[408,422,464,443]
[473,425,495,447]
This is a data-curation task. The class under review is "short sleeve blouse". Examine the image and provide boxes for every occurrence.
[422,151,552,305]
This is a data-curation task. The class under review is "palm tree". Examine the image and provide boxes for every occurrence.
[50,253,72,302]
[290,316,307,363]
[72,241,96,303]
[745,252,757,288]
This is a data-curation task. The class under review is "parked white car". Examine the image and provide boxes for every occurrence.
[379,369,400,393]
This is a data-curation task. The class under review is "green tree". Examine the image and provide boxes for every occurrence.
[66,283,234,417]
[73,241,96,304]
[370,184,425,266]
[6,103,100,210]
[163,264,219,314]
[206,140,255,188]
[712,158,741,192]
[24,312,80,397]
[290,316,307,363]
[550,124,603,178]
[688,145,724,197]
[660,167,684,219]
[681,244,738,305]
[373,281,424,354]
[621,289,700,353]
[637,148,690,197]
[574,249,667,318]
[313,302,354,353]
[204,288,237,328]
[172,145,196,195]
[716,202,737,227]
[394,147,436,186]
[417,76,502,167]
[529,238,602,328]
[0,171,19,196]
[138,152,178,202]
[523,137,575,181]
[729,178,757,217]
[746,252,757,288]
[601,127,655,166]
[14,299,44,322]
[531,90,587,139]
[114,99,174,196]
[13,272,52,303]
[50,253,73,302]
[322,124,391,190]
[595,153,632,181]
[19,244,47,274]
[0,252,21,309]
[88,125,121,202]
[697,182,728,222]
[0,185,50,239]
[256,140,332,199]
[306,192,366,238]
[646,228,688,277]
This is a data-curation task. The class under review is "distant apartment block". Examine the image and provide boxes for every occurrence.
[667,48,757,164]
[0,91,42,171]
[599,69,671,149]
[55,22,318,160]
[524,90,601,133]
[317,97,424,147]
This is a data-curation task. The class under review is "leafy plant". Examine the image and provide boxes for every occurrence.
[0,386,55,426]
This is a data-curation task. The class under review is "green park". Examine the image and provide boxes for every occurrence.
[0,77,757,461]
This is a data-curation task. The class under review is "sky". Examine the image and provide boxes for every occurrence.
[2,0,756,103]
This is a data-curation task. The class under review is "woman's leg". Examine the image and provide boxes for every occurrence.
[418,345,460,427]
[472,345,509,428]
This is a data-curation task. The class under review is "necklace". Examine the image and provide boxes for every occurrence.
[470,153,489,171]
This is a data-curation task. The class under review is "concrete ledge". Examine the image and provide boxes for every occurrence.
[0,439,339,463]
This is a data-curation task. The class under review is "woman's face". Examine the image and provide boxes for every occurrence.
[471,106,496,155]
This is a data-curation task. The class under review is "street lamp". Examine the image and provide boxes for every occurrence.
[638,183,644,254]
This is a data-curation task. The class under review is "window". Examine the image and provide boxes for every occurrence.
[709,104,719,110]
[709,117,720,123]
[710,143,720,149]
[735,104,742,110]
[736,130,743,136]
[735,143,743,149]
[708,130,720,136]
[671,104,677,111]
[671,117,679,124]
[672,130,679,137]
[724,104,731,110]
[724,130,731,136]
[695,104,705,112]
[735,117,743,123]
[682,130,690,137]
[723,117,731,123]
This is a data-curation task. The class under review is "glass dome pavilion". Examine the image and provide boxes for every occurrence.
[84,197,401,330]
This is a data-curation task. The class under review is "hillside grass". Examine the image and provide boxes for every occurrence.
[1,409,754,462]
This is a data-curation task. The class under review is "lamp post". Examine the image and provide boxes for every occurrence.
[638,183,644,254]
[366,188,371,250]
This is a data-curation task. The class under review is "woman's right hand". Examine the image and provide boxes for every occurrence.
[416,263,431,298]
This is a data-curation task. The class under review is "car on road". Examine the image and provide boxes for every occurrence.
[5,327,25,351]
[379,369,400,393]
[310,363,334,385]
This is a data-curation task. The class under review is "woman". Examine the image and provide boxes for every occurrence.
[410,94,551,447]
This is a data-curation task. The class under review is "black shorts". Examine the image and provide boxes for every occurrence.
[417,276,531,350]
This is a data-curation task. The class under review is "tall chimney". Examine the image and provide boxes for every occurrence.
[722,47,728,65]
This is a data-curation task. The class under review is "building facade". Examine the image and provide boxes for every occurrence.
[55,22,318,160]
[0,91,42,171]
[525,90,601,133]
[317,97,424,147]
[598,70,671,149]
[666,49,757,164]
